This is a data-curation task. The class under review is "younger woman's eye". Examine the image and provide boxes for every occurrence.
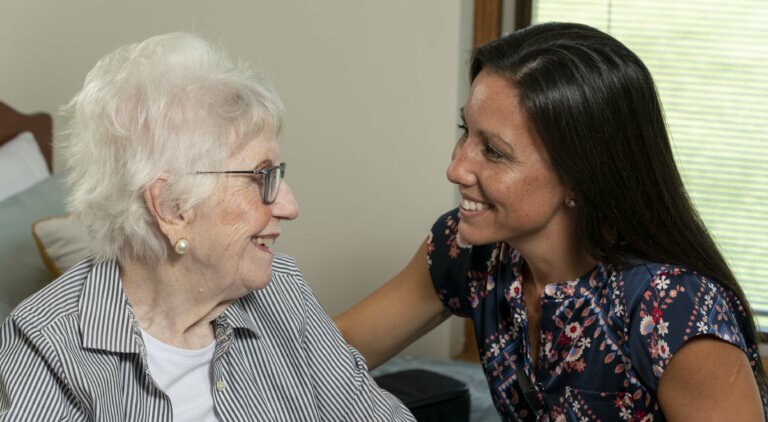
[484,143,506,160]
[456,124,469,143]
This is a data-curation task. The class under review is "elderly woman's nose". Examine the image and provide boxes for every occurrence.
[272,182,299,220]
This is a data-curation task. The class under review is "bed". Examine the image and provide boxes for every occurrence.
[0,102,69,319]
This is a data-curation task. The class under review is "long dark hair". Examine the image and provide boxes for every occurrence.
[470,22,765,387]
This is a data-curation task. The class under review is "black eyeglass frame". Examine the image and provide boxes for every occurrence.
[196,162,286,205]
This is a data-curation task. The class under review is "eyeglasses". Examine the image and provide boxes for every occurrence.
[196,162,286,205]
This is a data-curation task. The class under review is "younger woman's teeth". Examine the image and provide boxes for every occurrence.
[461,199,490,211]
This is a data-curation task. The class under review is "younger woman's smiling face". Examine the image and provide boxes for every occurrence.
[446,70,570,249]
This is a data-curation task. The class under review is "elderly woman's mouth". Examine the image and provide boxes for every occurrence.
[251,236,276,249]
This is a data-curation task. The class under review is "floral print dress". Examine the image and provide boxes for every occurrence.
[428,209,767,421]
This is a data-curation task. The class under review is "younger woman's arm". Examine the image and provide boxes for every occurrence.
[334,239,450,369]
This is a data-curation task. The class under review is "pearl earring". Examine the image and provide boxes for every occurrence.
[174,238,190,254]
[566,199,576,208]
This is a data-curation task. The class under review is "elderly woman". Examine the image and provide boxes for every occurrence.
[0,33,413,421]
[336,23,767,420]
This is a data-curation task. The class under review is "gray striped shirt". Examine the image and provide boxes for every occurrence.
[0,255,414,421]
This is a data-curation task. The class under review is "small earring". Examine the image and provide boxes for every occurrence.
[566,199,576,208]
[174,238,190,255]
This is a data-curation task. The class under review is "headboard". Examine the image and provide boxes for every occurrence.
[0,101,64,321]
[0,101,53,171]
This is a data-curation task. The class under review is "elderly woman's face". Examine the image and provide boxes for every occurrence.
[185,132,299,298]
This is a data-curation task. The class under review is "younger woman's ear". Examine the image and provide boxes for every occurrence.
[563,187,578,208]
[565,187,577,201]
[143,177,195,239]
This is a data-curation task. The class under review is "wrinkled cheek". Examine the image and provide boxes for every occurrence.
[219,223,252,253]
[219,206,249,227]
[216,204,270,252]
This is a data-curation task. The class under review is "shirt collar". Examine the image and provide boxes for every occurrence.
[79,259,142,353]
[219,296,261,338]
[540,262,613,301]
[503,247,613,301]
[78,259,263,352]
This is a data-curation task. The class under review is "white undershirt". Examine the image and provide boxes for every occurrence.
[141,328,219,421]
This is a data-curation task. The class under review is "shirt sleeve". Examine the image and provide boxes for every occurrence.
[0,316,70,420]
[427,208,496,317]
[625,265,753,393]
[294,272,416,421]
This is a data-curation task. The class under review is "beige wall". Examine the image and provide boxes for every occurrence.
[0,0,474,359]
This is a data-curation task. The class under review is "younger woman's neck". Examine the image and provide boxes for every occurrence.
[512,229,597,291]
[521,247,597,291]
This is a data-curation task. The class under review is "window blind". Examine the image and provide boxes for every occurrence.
[532,0,768,329]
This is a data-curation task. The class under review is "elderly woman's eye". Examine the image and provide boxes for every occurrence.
[251,173,265,187]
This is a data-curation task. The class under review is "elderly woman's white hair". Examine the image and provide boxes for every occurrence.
[61,32,285,264]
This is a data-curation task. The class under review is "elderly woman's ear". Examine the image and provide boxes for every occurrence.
[143,177,196,245]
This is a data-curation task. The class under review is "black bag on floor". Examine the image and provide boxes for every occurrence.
[375,369,471,422]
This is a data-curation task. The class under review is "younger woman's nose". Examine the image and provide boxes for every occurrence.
[446,139,477,187]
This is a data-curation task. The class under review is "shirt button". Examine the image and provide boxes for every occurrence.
[216,380,226,392]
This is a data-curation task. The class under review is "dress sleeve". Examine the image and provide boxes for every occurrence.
[625,266,754,393]
[427,208,496,318]
[293,267,416,421]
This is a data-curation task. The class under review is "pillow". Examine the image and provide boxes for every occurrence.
[0,175,67,320]
[32,214,91,277]
[0,131,50,202]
